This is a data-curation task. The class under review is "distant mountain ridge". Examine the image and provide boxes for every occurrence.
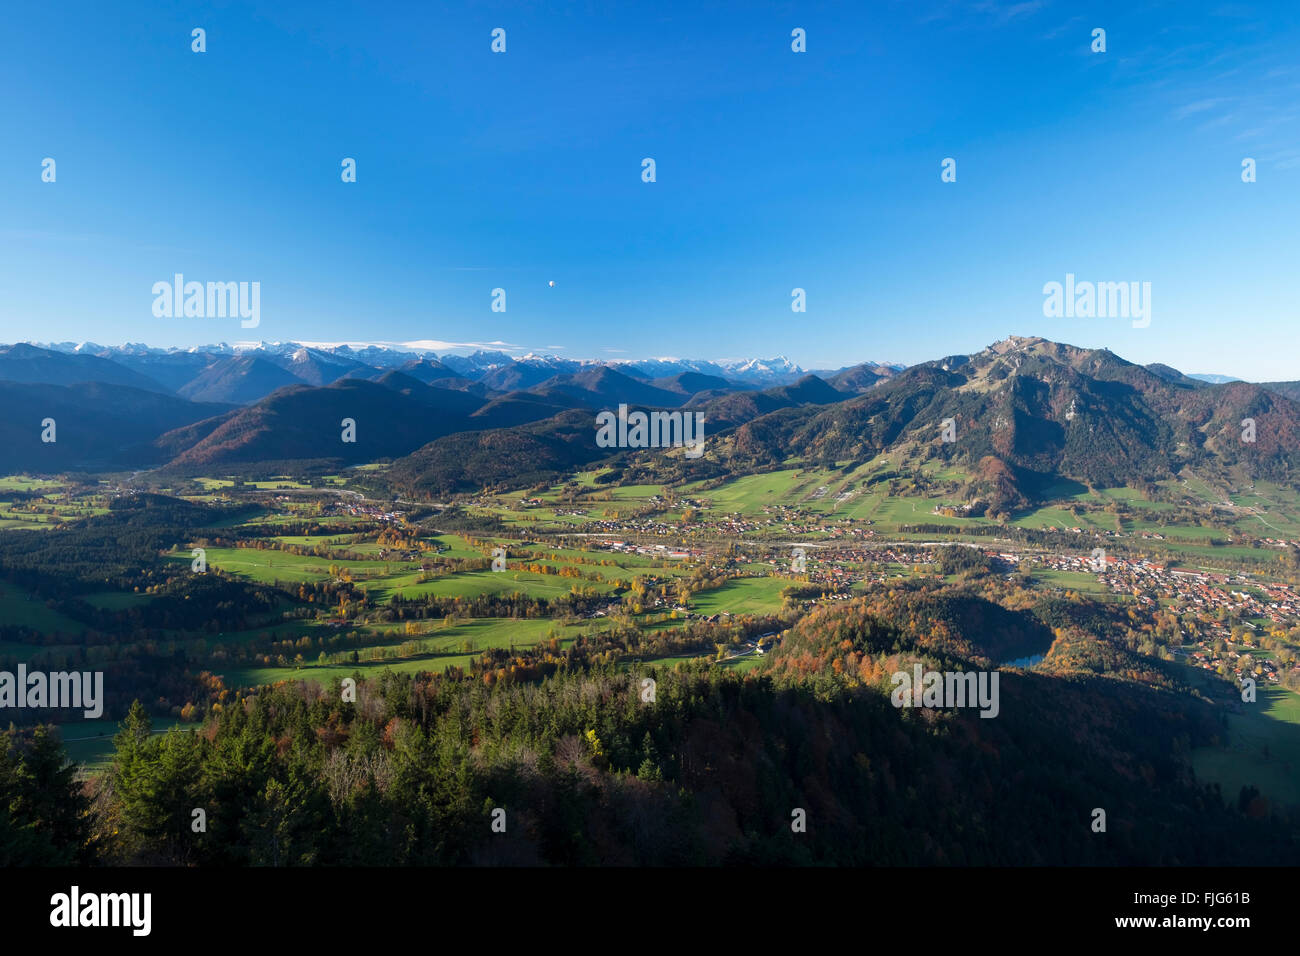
[714,336,1300,512]
[32,340,907,395]
[5,338,1296,499]
[3,341,908,417]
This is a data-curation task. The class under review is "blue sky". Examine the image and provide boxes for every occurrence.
[2,0,1297,377]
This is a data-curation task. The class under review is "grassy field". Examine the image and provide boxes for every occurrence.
[1177,649,1300,809]
[691,468,840,513]
[1191,685,1300,808]
[719,653,767,673]
[1026,569,1114,594]
[83,591,151,611]
[0,493,101,527]
[222,616,595,688]
[0,583,86,633]
[170,546,365,583]
[171,530,702,606]
[58,717,183,773]
[192,476,341,491]
[690,577,788,616]
[0,476,65,492]
[368,567,619,603]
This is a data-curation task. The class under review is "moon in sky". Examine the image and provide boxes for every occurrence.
[548,280,556,287]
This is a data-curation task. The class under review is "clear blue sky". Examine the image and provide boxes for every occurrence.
[2,0,1297,378]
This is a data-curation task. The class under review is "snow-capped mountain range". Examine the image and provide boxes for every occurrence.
[38,340,866,387]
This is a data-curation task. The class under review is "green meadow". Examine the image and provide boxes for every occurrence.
[58,717,183,773]
[690,576,788,616]
[1191,685,1300,808]
[0,583,86,633]
[221,616,595,688]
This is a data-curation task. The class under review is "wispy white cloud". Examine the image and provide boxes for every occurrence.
[1173,97,1230,119]
[974,0,1047,20]
[1197,112,1239,131]
[1041,15,1083,40]
[914,0,1046,27]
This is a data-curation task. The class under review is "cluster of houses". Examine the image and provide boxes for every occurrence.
[746,631,783,655]
[576,516,686,536]
[1045,552,1298,628]
[341,502,404,523]
[781,545,939,589]
[602,540,699,561]
[1185,646,1282,683]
